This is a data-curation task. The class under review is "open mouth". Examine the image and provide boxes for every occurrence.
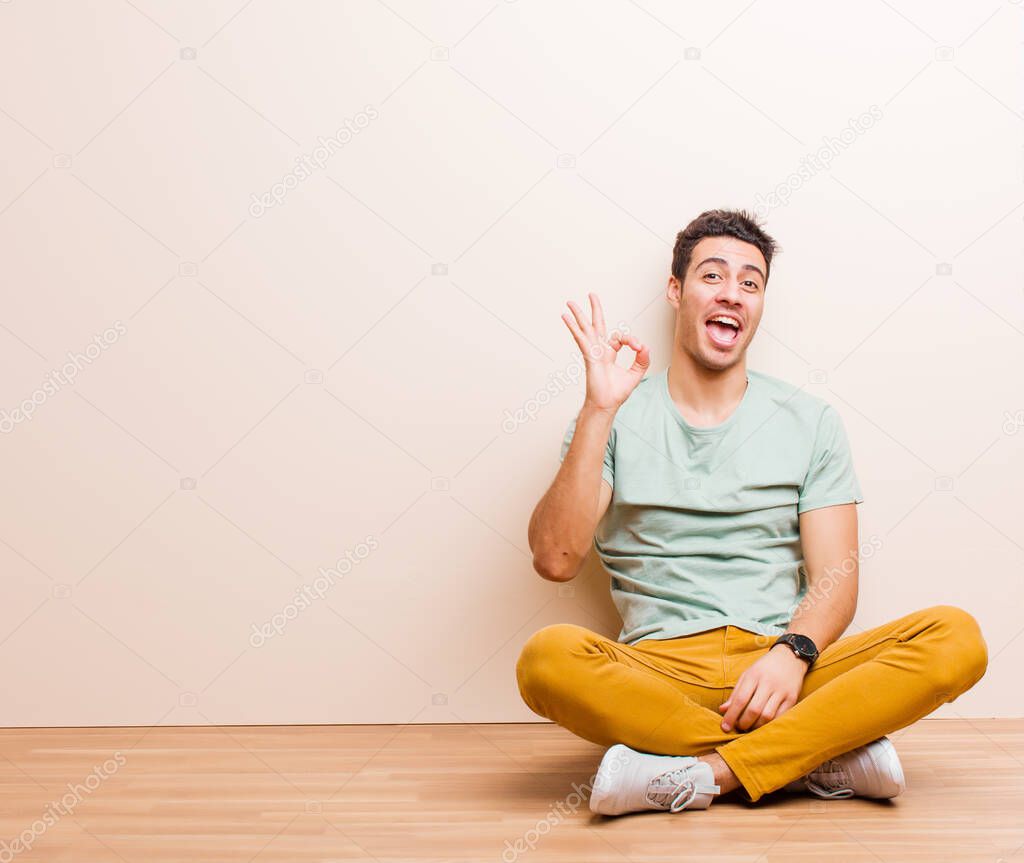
[705,314,742,348]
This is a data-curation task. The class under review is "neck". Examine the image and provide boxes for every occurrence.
[667,347,749,427]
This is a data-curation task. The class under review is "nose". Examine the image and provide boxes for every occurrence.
[715,277,744,305]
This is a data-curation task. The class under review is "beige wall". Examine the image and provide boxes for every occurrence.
[1,1,1021,726]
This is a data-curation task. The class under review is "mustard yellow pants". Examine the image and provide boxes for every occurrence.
[515,604,988,801]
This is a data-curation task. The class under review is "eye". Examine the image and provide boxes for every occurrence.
[743,280,759,289]
[704,272,720,280]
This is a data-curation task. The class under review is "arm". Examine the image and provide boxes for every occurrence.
[719,502,859,732]
[528,292,649,582]
[779,502,859,650]
[528,409,615,581]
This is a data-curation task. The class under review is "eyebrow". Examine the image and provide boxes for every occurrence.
[695,256,766,283]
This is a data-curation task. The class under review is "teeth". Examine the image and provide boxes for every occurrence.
[708,315,740,329]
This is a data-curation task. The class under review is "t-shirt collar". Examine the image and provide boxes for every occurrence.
[659,367,753,435]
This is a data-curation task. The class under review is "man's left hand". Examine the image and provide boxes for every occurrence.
[719,645,809,732]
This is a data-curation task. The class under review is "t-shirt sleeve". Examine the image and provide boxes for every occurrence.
[798,404,863,513]
[559,412,615,488]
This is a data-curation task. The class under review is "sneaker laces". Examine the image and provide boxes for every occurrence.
[646,767,721,812]
[804,758,855,799]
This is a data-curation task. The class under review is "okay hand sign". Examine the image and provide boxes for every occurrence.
[562,293,650,413]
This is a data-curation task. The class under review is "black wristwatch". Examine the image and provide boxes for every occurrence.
[772,633,819,666]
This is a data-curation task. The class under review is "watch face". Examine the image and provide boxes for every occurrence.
[788,634,817,658]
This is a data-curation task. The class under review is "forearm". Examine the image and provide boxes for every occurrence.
[529,404,615,580]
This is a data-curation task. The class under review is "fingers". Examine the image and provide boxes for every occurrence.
[607,332,650,372]
[560,310,588,357]
[589,293,607,340]
[610,332,637,351]
[752,693,782,730]
[565,298,646,370]
[566,299,605,361]
[774,697,795,721]
[723,688,794,732]
[737,692,768,732]
[621,334,650,375]
[566,300,595,342]
[720,679,755,732]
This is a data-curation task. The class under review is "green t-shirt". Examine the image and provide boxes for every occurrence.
[559,366,863,645]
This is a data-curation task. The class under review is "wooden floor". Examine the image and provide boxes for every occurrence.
[0,719,1021,862]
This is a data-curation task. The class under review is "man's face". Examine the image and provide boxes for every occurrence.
[667,235,767,372]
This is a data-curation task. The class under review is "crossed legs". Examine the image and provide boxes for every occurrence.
[515,605,988,801]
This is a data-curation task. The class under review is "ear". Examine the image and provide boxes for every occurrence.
[666,275,682,308]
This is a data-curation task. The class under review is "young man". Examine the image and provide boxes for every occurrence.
[517,209,989,815]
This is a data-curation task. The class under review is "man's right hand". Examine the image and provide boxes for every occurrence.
[562,293,651,413]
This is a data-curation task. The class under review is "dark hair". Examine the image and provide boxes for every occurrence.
[671,209,779,286]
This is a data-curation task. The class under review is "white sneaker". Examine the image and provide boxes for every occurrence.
[783,737,906,799]
[589,744,722,815]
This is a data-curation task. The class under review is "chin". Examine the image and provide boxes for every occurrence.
[701,352,743,371]
[681,341,742,372]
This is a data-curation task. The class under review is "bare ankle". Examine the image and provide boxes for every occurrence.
[698,752,742,795]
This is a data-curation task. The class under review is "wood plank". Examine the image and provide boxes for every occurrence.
[0,719,1020,862]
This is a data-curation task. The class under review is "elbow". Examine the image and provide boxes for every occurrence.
[532,552,580,583]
